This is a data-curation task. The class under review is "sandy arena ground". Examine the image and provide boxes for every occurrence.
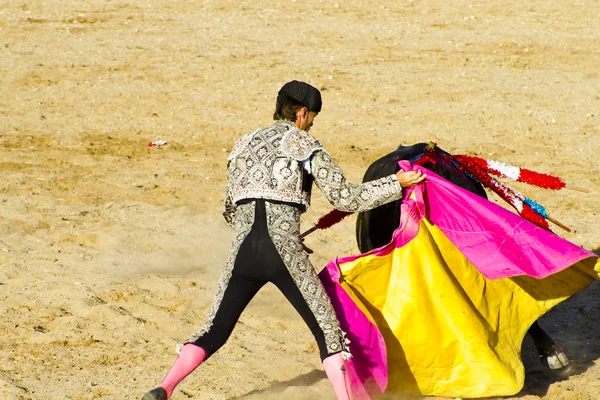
[1,0,599,399]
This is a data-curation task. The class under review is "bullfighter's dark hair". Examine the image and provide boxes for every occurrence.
[273,96,305,122]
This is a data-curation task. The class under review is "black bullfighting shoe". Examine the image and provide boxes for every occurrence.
[142,387,167,400]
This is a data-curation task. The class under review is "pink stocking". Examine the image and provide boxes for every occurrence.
[159,344,206,398]
[323,353,354,400]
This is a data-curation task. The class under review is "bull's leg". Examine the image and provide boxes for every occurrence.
[527,321,570,370]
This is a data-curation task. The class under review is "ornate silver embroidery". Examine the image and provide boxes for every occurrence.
[222,178,237,229]
[226,120,323,211]
[178,202,255,352]
[264,201,349,358]
[311,151,402,212]
[225,120,402,216]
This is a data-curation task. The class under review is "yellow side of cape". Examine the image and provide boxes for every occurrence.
[338,217,598,398]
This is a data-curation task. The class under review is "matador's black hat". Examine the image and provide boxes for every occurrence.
[276,80,322,113]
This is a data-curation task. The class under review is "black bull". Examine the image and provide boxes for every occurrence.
[355,143,569,370]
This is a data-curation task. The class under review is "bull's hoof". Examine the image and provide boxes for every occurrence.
[540,347,570,370]
[142,387,167,400]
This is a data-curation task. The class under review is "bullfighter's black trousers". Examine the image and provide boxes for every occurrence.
[191,200,332,360]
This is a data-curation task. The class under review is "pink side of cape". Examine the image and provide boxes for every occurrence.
[409,161,594,279]
[318,182,425,399]
[336,161,595,279]
[320,263,389,399]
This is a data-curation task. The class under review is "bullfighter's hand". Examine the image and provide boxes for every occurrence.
[395,169,427,188]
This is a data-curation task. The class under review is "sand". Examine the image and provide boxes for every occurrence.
[0,0,599,399]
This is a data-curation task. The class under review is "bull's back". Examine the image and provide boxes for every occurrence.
[356,143,487,253]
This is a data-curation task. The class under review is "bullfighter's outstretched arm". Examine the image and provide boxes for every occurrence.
[310,150,402,213]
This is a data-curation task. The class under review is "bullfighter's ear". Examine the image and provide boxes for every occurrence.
[295,106,308,124]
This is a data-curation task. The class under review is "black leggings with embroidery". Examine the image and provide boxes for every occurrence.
[191,200,331,360]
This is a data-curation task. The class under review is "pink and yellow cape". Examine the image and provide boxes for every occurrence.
[319,161,599,399]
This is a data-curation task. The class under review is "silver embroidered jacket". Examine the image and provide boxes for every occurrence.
[223,120,402,226]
